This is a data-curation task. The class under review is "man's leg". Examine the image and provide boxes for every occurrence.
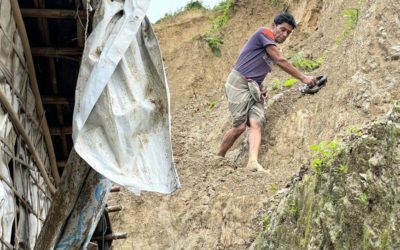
[218,124,246,157]
[247,118,267,172]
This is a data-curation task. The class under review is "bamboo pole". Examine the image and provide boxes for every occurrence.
[20,8,86,18]
[32,0,70,160]
[0,236,13,249]
[105,205,122,213]
[10,0,61,185]
[110,186,121,192]
[42,96,73,105]
[50,126,73,135]
[92,233,128,241]
[31,47,83,56]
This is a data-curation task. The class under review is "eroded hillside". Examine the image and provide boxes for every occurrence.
[110,0,400,249]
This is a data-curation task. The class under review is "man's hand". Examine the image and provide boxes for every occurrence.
[301,75,316,87]
[261,89,268,100]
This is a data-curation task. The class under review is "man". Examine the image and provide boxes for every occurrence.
[217,12,315,172]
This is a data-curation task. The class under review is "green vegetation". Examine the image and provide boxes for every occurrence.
[262,215,271,231]
[204,100,219,116]
[380,229,391,249]
[203,35,224,57]
[203,0,235,56]
[184,1,204,11]
[210,0,235,33]
[157,1,205,23]
[271,78,281,90]
[359,192,369,206]
[270,78,298,90]
[309,140,341,174]
[269,183,278,193]
[335,164,349,174]
[347,125,363,137]
[157,0,235,57]
[289,52,323,72]
[336,8,359,44]
[283,78,298,88]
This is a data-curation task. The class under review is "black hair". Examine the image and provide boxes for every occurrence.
[274,12,297,29]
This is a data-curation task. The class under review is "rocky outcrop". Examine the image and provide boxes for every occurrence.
[254,101,400,249]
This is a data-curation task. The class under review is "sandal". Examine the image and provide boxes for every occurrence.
[298,75,327,95]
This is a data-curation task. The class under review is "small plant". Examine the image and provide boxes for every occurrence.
[271,78,281,90]
[213,0,234,12]
[184,1,204,11]
[336,8,359,44]
[335,164,349,174]
[283,78,298,88]
[262,215,271,231]
[204,100,218,116]
[269,183,278,193]
[347,125,363,136]
[309,140,341,174]
[203,35,224,57]
[359,192,369,206]
[290,52,323,72]
[203,0,235,56]
[210,0,234,33]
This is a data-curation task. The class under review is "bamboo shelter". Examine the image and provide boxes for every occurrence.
[0,0,125,248]
[0,0,56,248]
[1,0,179,248]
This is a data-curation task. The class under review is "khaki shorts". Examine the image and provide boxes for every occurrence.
[224,70,266,128]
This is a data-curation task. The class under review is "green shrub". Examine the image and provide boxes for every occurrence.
[213,0,234,12]
[203,0,235,56]
[210,0,234,32]
[203,35,224,57]
[290,52,323,72]
[184,1,204,11]
[309,140,341,174]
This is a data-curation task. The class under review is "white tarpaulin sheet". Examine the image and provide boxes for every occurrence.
[72,0,180,194]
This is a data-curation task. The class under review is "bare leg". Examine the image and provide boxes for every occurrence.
[218,124,246,157]
[247,118,267,172]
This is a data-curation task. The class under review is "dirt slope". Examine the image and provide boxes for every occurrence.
[110,0,400,249]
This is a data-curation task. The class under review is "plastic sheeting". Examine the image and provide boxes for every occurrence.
[0,112,15,249]
[73,0,180,194]
[55,170,112,249]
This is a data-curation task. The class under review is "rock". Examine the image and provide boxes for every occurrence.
[391,45,400,60]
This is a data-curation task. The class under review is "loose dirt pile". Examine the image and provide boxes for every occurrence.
[110,0,400,249]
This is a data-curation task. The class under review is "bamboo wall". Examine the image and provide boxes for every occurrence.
[0,0,55,248]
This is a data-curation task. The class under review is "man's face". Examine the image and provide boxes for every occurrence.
[272,22,294,43]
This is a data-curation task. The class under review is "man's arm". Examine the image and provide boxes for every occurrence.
[266,45,315,86]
